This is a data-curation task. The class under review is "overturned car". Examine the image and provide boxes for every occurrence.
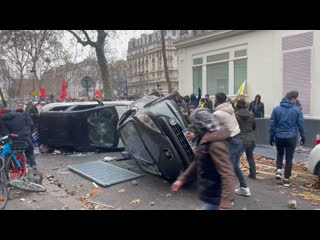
[38,101,132,151]
[118,93,195,181]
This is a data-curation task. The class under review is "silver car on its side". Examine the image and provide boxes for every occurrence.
[308,134,320,180]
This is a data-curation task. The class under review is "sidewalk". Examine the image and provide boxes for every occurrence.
[254,145,310,163]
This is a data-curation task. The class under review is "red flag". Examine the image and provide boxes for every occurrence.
[68,93,71,102]
[94,91,102,99]
[39,86,47,98]
[60,81,68,101]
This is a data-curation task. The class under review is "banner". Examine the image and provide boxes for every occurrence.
[60,81,68,101]
[234,80,246,107]
[39,86,47,98]
[94,90,102,99]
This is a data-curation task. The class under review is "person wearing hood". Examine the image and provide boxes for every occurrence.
[235,99,257,179]
[213,92,251,197]
[269,91,305,187]
[188,88,201,110]
[171,108,236,210]
[2,103,37,168]
[249,94,264,118]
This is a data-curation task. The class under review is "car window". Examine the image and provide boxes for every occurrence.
[71,105,98,111]
[87,108,117,147]
[49,106,71,111]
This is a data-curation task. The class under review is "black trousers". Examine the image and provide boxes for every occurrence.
[275,137,296,179]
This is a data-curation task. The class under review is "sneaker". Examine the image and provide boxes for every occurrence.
[283,179,291,187]
[275,169,282,180]
[235,187,251,197]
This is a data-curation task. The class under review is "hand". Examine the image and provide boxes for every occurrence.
[171,180,183,193]
[300,137,305,146]
[270,137,275,146]
[187,132,195,141]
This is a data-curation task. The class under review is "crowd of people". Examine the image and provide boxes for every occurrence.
[171,90,306,210]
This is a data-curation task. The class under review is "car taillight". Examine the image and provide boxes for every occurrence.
[315,134,320,146]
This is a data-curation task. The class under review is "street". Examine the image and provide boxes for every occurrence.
[5,151,320,210]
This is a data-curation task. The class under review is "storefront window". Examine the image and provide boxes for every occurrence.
[193,66,202,95]
[234,59,247,94]
[207,62,229,95]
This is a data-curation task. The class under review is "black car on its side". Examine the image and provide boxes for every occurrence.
[118,93,195,181]
[38,101,132,151]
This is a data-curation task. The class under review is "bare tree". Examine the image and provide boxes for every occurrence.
[160,30,173,94]
[66,30,117,100]
[0,30,30,98]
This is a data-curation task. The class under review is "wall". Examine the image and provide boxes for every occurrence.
[255,118,320,148]
[177,30,320,118]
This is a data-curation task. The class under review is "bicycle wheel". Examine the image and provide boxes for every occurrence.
[6,155,27,180]
[0,182,8,210]
[9,179,46,192]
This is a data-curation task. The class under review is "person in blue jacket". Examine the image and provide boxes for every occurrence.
[269,91,305,187]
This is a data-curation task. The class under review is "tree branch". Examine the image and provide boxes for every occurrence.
[67,30,96,48]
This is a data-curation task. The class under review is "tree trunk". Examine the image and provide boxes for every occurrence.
[95,44,113,100]
[160,30,173,94]
[15,72,24,98]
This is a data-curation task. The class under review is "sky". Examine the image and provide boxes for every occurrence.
[64,30,154,63]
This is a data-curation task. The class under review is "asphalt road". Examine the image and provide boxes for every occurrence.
[5,151,320,210]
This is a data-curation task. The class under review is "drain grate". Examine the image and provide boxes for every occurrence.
[68,161,143,187]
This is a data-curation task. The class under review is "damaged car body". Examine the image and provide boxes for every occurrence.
[118,93,195,181]
[38,101,132,151]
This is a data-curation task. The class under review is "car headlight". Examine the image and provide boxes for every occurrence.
[136,113,161,133]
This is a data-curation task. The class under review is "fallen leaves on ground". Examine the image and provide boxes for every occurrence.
[118,189,125,193]
[166,193,172,197]
[129,199,141,204]
[91,189,100,195]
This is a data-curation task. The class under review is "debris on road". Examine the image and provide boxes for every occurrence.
[131,180,138,186]
[129,199,141,204]
[52,150,62,155]
[91,189,100,195]
[288,200,297,209]
[92,182,99,188]
[104,156,118,162]
[67,152,87,157]
[52,167,59,171]
[20,198,25,202]
[166,193,172,197]
[149,201,155,206]
[87,200,114,209]
[118,189,125,193]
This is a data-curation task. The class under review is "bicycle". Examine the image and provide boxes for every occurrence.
[0,134,46,210]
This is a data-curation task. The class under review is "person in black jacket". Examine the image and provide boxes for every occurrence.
[235,99,257,179]
[205,94,214,112]
[189,88,201,110]
[2,103,37,168]
[249,94,264,118]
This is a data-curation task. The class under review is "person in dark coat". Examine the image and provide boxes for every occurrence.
[25,101,39,129]
[269,91,306,187]
[235,99,257,179]
[249,94,264,118]
[189,88,201,110]
[2,103,37,167]
[171,108,236,210]
[205,94,214,112]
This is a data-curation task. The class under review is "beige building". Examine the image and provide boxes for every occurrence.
[127,30,180,95]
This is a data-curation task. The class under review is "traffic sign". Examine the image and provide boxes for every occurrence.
[30,92,40,96]
[81,76,93,88]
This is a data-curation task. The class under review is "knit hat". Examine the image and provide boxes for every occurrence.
[236,99,247,109]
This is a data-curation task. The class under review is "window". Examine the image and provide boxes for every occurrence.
[207,62,229,95]
[234,59,247,94]
[193,66,202,95]
[193,58,203,65]
[207,52,229,63]
[168,60,172,69]
[149,35,152,43]
[235,49,247,58]
[172,30,176,36]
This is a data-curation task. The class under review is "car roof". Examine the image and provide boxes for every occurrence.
[40,101,133,112]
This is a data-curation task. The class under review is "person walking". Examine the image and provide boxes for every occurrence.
[269,91,306,187]
[249,94,264,118]
[171,108,236,210]
[213,92,251,197]
[2,103,37,168]
[235,99,257,179]
[189,88,201,110]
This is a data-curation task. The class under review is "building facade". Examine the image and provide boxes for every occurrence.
[174,30,320,118]
[127,30,180,95]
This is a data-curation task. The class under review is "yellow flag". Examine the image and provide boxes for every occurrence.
[237,80,246,95]
[234,80,246,107]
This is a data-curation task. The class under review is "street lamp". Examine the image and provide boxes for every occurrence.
[30,67,36,91]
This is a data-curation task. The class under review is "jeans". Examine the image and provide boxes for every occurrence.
[202,203,220,210]
[229,137,248,188]
[18,135,36,167]
[275,137,296,179]
[243,142,256,177]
